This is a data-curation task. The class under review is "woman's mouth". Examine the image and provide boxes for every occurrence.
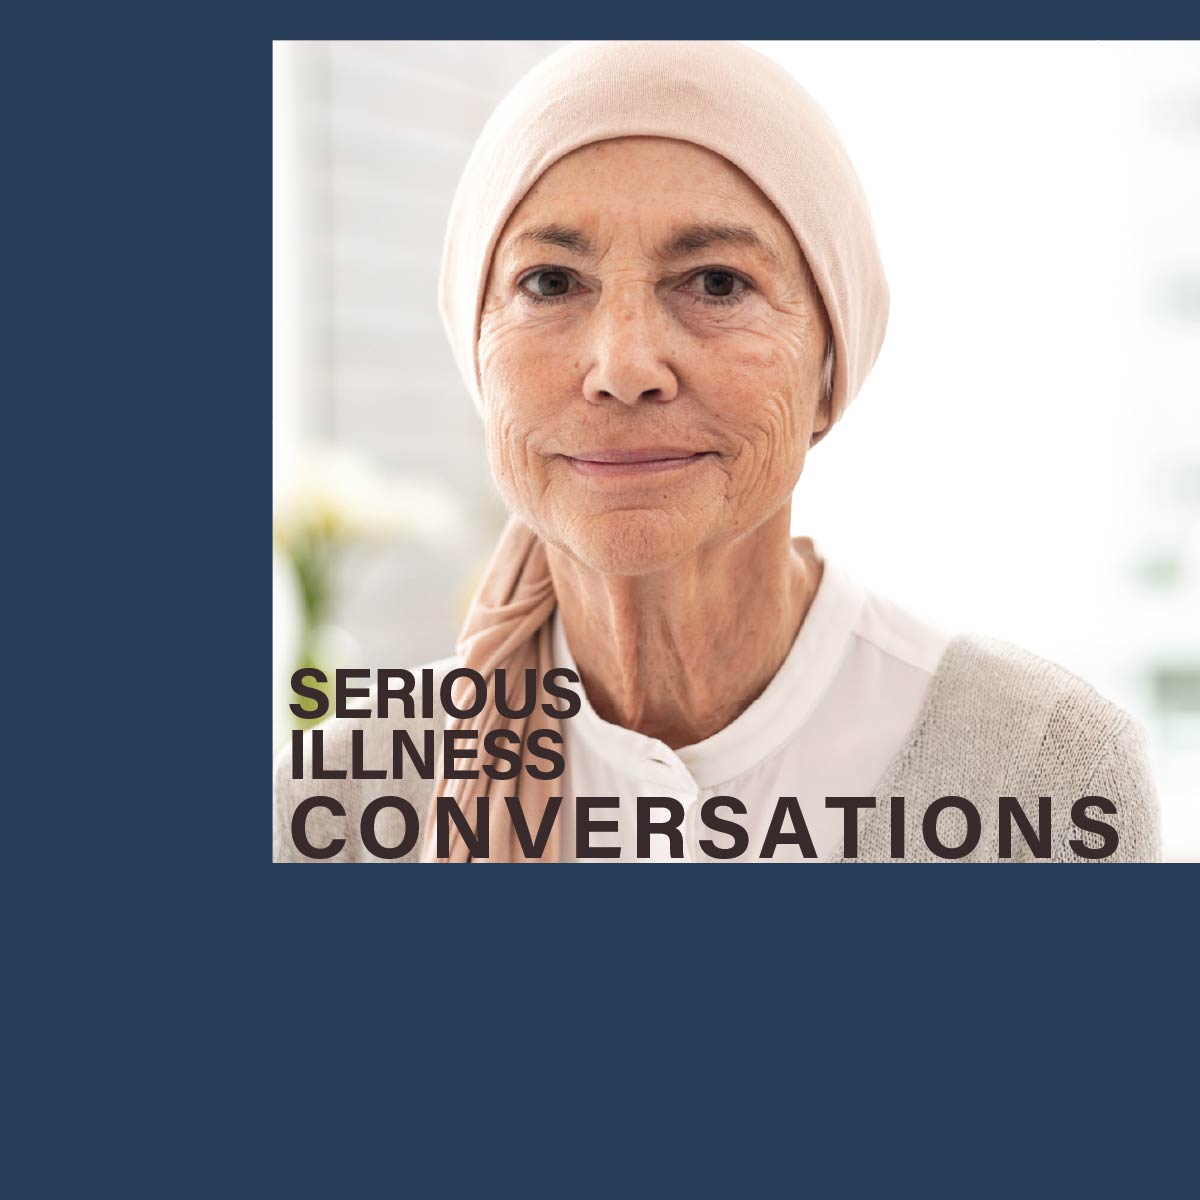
[563,449,716,477]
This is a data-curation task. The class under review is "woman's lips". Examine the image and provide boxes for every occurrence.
[563,449,715,477]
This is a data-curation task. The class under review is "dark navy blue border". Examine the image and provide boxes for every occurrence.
[8,8,1196,1195]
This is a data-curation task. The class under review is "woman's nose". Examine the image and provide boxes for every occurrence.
[582,289,680,407]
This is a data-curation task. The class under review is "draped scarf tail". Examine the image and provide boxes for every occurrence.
[421,515,566,863]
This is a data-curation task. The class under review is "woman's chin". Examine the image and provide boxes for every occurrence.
[554,509,709,576]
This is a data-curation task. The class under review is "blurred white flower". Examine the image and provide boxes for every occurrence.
[273,442,463,551]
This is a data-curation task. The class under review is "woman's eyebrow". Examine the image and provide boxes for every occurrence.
[509,224,592,255]
[506,221,781,265]
[658,222,781,266]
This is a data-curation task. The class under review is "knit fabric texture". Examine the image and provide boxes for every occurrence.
[273,633,1162,864]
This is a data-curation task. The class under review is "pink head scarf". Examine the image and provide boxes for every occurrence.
[423,40,889,862]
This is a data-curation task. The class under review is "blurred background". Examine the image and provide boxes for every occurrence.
[273,40,1200,860]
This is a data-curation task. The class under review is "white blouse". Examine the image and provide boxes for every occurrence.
[552,549,954,862]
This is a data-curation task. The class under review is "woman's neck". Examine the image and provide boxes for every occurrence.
[546,507,823,749]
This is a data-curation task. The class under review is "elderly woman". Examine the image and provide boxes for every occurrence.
[274,41,1160,863]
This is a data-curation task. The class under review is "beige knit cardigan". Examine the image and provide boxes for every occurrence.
[273,632,1161,864]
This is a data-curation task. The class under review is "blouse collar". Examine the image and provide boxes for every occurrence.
[549,541,867,792]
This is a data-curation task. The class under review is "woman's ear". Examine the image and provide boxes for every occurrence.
[807,301,835,449]
[809,388,832,448]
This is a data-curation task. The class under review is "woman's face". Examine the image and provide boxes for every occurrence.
[478,135,831,576]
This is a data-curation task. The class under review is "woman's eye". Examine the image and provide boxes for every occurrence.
[680,269,749,306]
[517,266,750,307]
[518,268,576,303]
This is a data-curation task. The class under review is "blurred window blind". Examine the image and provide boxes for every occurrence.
[284,41,563,665]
